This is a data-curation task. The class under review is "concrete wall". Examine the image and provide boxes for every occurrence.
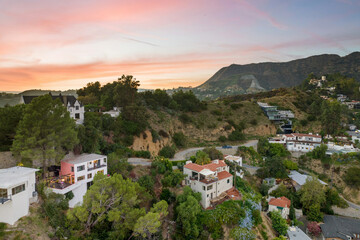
[68,183,87,208]
[0,175,35,225]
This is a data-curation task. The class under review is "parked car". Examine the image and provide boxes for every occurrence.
[222,145,232,149]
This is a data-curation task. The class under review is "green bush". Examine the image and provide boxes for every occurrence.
[178,113,192,124]
[250,119,258,126]
[211,109,222,116]
[172,132,187,148]
[218,136,227,142]
[134,150,151,158]
[158,145,176,158]
[230,103,243,110]
[343,167,360,188]
[228,130,245,141]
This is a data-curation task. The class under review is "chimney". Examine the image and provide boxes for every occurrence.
[213,160,219,164]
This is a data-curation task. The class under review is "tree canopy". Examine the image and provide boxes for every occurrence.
[11,95,78,174]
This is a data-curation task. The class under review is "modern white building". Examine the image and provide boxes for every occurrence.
[103,107,121,118]
[224,155,244,178]
[183,160,240,209]
[269,133,322,153]
[287,226,311,240]
[47,154,107,208]
[21,93,85,124]
[0,167,39,225]
[268,196,291,219]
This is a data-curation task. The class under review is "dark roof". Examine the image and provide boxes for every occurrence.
[320,215,360,240]
[22,93,82,107]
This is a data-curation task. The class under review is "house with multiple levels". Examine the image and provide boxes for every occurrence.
[0,167,39,225]
[183,160,240,209]
[20,93,85,124]
[47,154,107,208]
[257,102,294,121]
[224,155,244,178]
[321,215,360,240]
[268,196,291,219]
[269,133,322,153]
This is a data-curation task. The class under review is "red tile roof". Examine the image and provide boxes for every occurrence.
[292,133,321,138]
[183,163,204,172]
[217,171,233,180]
[269,197,291,208]
[184,160,227,173]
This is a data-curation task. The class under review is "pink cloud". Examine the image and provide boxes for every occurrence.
[235,0,287,30]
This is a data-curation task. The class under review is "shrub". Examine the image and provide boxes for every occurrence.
[250,119,258,126]
[138,175,155,193]
[158,145,176,158]
[252,209,262,226]
[228,130,244,141]
[230,103,243,110]
[343,167,360,188]
[300,119,308,126]
[283,159,298,170]
[178,113,192,124]
[269,211,288,236]
[134,150,151,158]
[161,170,185,187]
[219,136,227,142]
[172,132,187,148]
[203,147,223,160]
[211,109,222,116]
[160,188,176,203]
[307,222,321,236]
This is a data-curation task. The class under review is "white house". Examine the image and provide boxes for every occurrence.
[47,154,107,208]
[183,160,240,209]
[326,142,358,155]
[0,167,39,225]
[287,226,311,240]
[224,155,244,178]
[102,107,121,118]
[270,133,322,153]
[268,196,291,219]
[20,93,85,124]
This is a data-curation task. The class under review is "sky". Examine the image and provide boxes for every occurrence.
[0,0,359,91]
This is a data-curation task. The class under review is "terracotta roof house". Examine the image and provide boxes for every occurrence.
[183,160,240,209]
[268,196,291,219]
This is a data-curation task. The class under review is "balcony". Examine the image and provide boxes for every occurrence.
[46,175,74,190]
[0,195,12,204]
[199,178,218,184]
[87,164,107,171]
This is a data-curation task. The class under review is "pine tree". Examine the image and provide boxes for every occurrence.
[12,95,78,177]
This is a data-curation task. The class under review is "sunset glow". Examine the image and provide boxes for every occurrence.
[1,0,359,91]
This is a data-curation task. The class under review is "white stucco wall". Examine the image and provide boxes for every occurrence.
[268,205,289,219]
[0,171,37,225]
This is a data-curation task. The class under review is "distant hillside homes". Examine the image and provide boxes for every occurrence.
[20,93,84,124]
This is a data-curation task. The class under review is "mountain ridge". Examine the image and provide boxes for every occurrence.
[198,52,360,91]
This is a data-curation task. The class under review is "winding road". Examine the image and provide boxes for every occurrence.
[128,140,258,165]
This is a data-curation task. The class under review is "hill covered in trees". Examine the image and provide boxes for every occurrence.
[198,52,360,93]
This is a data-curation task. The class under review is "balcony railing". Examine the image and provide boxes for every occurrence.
[87,164,107,171]
[46,175,74,190]
[0,195,12,204]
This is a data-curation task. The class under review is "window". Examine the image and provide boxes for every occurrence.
[75,113,80,119]
[76,106,79,110]
[0,189,7,199]
[71,166,74,172]
[12,184,25,195]
[227,179,230,184]
[88,173,92,179]
[207,194,209,198]
[104,158,107,163]
[77,165,85,172]
[207,185,213,190]
[77,176,85,181]
[203,186,205,191]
